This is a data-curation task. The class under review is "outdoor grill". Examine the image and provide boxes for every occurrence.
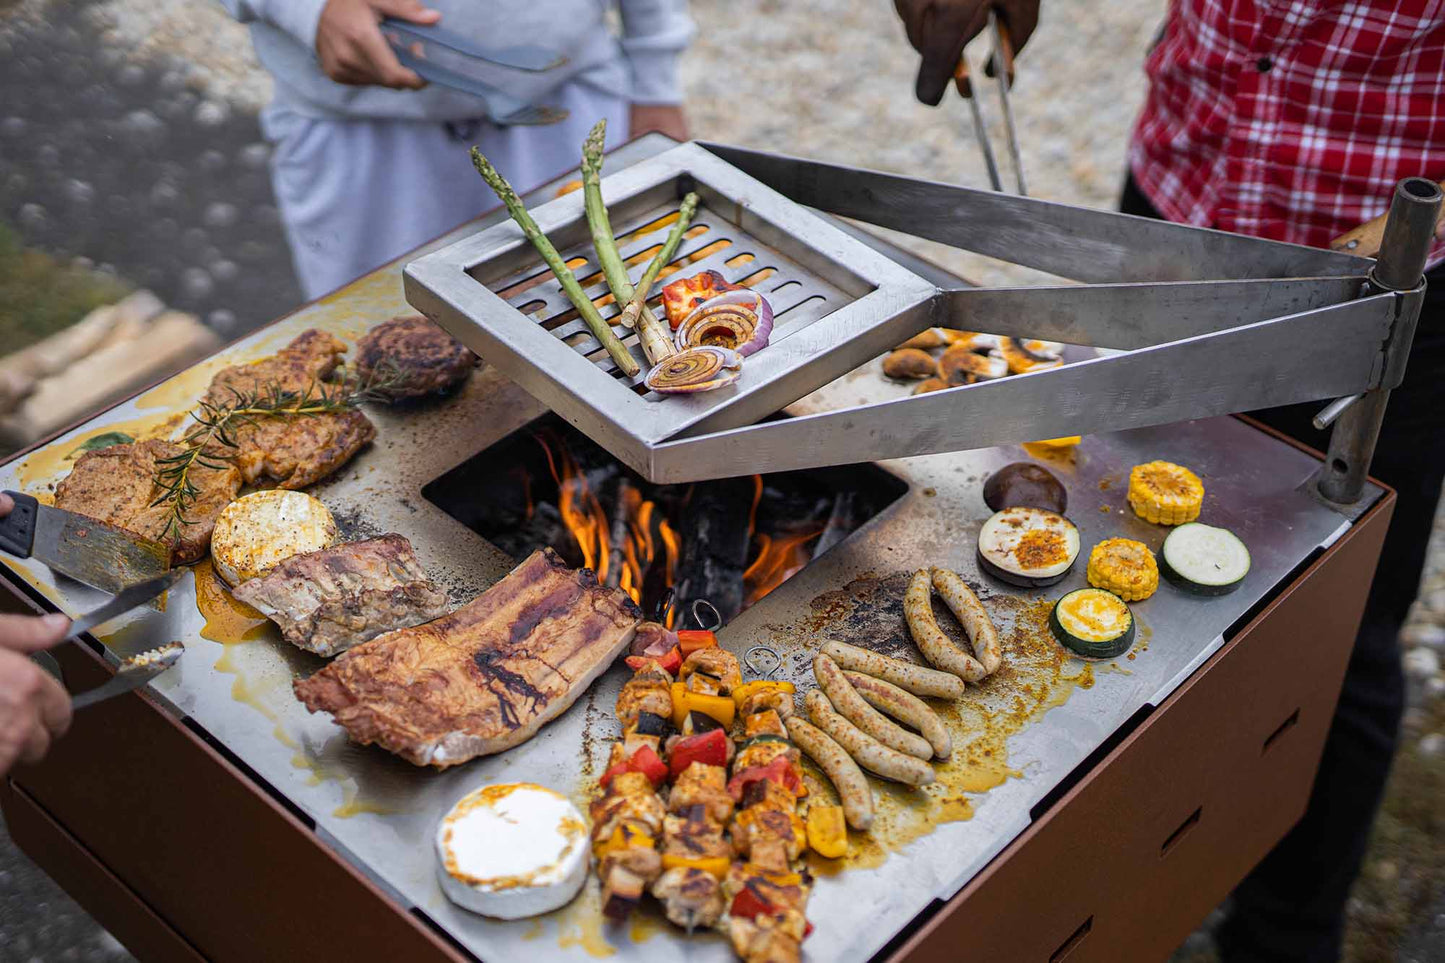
[0,133,1424,962]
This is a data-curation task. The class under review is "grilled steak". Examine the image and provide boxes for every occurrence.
[293,547,641,767]
[233,534,449,657]
[355,315,476,399]
[203,329,375,489]
[55,439,241,564]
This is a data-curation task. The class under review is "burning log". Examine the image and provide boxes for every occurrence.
[675,477,755,625]
[606,478,634,589]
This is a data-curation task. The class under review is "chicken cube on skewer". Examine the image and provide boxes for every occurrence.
[681,647,742,696]
[653,866,726,931]
[670,761,736,824]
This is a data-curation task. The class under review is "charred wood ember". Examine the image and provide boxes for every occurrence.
[675,477,756,626]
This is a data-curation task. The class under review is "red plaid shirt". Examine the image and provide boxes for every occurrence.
[1129,1,1445,264]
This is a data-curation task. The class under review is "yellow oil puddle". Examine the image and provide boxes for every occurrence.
[554,882,618,957]
[628,911,665,944]
[14,412,185,492]
[192,558,270,644]
[523,918,545,940]
[794,582,1099,874]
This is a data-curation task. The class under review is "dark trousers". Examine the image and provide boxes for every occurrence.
[1121,175,1445,962]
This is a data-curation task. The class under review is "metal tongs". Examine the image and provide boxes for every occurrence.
[954,11,1025,194]
[381,18,569,126]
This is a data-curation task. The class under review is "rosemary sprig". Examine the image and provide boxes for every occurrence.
[151,366,400,542]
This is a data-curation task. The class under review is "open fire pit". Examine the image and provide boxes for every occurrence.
[423,413,907,626]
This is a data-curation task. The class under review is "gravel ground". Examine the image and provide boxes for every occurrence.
[2,0,1443,960]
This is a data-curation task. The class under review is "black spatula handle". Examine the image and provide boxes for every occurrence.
[0,490,38,558]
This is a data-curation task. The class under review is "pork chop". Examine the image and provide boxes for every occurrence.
[293,547,641,767]
[55,439,242,564]
[233,534,450,657]
[203,329,375,489]
[355,316,476,399]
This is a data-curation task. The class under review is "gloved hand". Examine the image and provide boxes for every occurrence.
[0,494,71,777]
[892,0,1040,106]
[316,0,441,90]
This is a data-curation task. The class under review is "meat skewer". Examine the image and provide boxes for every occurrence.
[591,648,672,920]
[722,651,813,963]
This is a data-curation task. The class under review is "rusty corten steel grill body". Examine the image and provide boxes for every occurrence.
[0,135,1399,962]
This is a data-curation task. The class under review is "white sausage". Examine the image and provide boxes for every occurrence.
[904,569,987,682]
[930,567,1002,676]
[820,640,966,700]
[804,691,935,787]
[813,653,933,760]
[785,715,874,830]
[843,670,952,760]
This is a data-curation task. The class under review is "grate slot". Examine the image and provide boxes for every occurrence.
[493,203,843,378]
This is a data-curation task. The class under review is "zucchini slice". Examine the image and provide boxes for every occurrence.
[977,507,1081,587]
[1050,588,1135,660]
[1160,522,1251,595]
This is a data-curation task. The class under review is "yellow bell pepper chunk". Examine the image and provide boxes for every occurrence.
[806,805,848,859]
[731,679,797,707]
[660,853,731,879]
[671,681,736,729]
[595,824,655,859]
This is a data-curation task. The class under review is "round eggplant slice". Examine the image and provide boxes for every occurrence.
[977,507,1080,587]
[982,462,1068,514]
[1050,588,1135,660]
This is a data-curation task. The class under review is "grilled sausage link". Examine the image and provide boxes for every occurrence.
[843,670,952,760]
[813,653,932,760]
[804,691,935,787]
[785,715,874,831]
[819,640,966,700]
[904,569,987,682]
[931,567,1001,676]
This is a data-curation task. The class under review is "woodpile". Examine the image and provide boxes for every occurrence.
[0,291,219,450]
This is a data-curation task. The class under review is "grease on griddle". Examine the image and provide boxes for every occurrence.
[788,575,1095,873]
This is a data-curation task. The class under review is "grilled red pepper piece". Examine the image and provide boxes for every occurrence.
[729,888,776,921]
[667,728,730,779]
[623,646,682,676]
[726,755,805,800]
[676,629,717,654]
[601,744,668,789]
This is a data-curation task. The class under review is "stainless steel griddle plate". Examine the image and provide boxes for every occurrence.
[404,143,937,475]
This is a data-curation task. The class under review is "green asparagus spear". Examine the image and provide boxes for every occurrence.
[470,146,640,378]
[619,191,700,330]
[580,120,675,366]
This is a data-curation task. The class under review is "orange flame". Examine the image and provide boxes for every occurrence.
[536,439,810,626]
[743,529,822,607]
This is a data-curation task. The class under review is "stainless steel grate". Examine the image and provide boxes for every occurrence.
[492,205,847,385]
[405,143,938,476]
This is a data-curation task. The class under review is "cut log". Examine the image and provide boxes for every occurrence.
[674,477,755,626]
[0,311,218,449]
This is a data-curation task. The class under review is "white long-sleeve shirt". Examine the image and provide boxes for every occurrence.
[219,0,693,122]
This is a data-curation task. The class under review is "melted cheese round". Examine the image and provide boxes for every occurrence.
[978,507,1080,578]
[435,783,589,919]
[211,490,338,587]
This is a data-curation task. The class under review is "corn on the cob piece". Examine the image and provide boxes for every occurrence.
[1086,538,1160,601]
[1128,460,1204,525]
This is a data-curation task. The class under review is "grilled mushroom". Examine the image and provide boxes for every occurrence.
[883,348,938,380]
[938,344,1009,385]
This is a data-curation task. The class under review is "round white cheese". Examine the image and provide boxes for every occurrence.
[435,783,590,919]
[211,490,338,587]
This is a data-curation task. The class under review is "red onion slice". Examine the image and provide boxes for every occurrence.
[673,289,774,357]
[644,346,743,394]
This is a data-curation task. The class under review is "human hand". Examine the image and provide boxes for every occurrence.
[630,104,689,143]
[0,492,73,776]
[316,0,440,90]
[892,0,1039,106]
